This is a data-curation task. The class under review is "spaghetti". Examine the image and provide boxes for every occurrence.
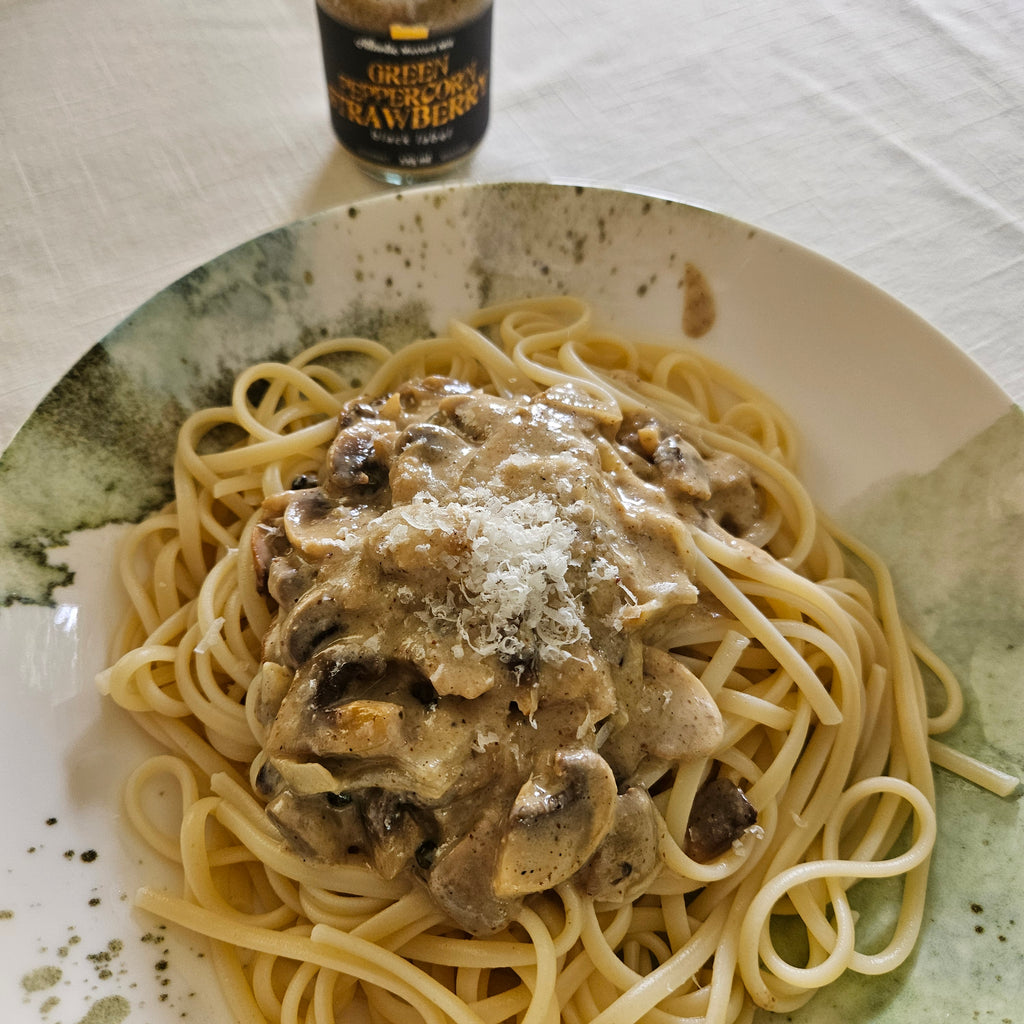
[97,296,1014,1024]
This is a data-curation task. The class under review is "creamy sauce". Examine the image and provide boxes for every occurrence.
[251,377,759,932]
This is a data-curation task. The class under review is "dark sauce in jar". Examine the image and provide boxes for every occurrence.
[316,0,493,184]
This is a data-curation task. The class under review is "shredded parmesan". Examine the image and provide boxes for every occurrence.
[194,616,225,655]
[390,486,590,666]
[472,730,501,752]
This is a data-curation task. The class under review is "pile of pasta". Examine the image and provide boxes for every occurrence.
[98,297,1014,1024]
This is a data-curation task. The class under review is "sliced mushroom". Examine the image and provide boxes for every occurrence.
[699,452,763,536]
[266,551,317,610]
[325,421,393,496]
[684,776,758,862]
[275,586,350,668]
[309,651,389,709]
[653,435,713,501]
[493,746,617,897]
[288,471,319,490]
[266,647,390,736]
[389,422,478,504]
[337,399,379,428]
[265,789,369,862]
[251,521,289,594]
[427,807,520,936]
[361,791,431,880]
[397,376,474,412]
[266,648,402,758]
[434,384,522,444]
[579,786,660,902]
[641,647,724,761]
[254,757,283,798]
[615,412,680,467]
[602,646,723,778]
[284,484,335,529]
[535,650,617,722]
[281,486,379,562]
[394,422,472,462]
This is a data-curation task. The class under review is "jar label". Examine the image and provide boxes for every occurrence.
[317,4,492,172]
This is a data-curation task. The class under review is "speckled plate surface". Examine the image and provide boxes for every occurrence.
[1,181,1021,1024]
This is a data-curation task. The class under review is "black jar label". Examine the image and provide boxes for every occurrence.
[317,4,492,173]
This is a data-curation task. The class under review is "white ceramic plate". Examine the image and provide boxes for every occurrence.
[1,182,1021,1024]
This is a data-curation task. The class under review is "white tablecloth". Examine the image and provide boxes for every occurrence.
[3,0,1023,451]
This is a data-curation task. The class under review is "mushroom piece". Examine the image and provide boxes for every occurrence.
[251,521,289,594]
[265,790,369,862]
[684,776,758,862]
[698,452,764,537]
[389,421,478,504]
[272,485,383,571]
[601,645,724,779]
[264,647,405,760]
[579,786,660,903]
[272,584,350,668]
[615,414,716,502]
[427,806,521,936]
[641,647,724,761]
[264,646,502,805]
[253,486,357,599]
[361,790,431,880]
[652,434,713,501]
[394,422,473,462]
[493,746,617,897]
[266,552,318,610]
[325,420,393,496]
[434,393,493,443]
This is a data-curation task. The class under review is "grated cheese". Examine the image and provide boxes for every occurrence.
[472,729,501,752]
[390,486,591,666]
[195,616,225,655]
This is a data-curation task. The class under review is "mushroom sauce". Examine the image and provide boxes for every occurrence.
[251,376,759,934]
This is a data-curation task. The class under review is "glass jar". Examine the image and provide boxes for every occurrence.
[315,0,493,185]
